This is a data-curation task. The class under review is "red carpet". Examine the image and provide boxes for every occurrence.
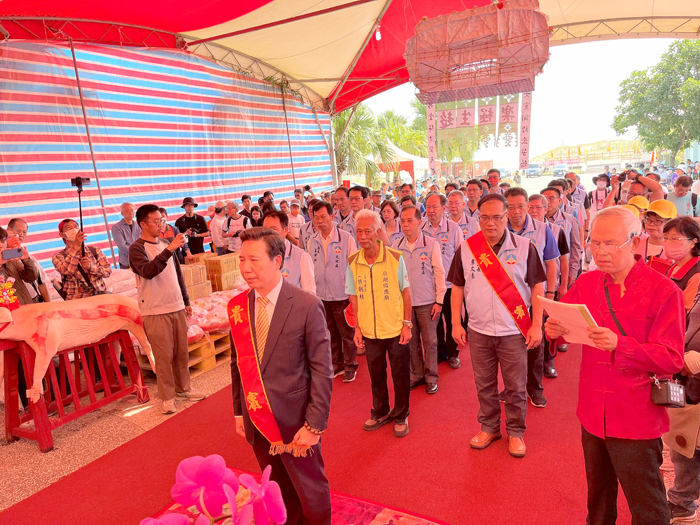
[1,345,633,525]
[156,467,450,525]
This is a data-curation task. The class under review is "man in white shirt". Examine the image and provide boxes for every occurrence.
[263,212,315,294]
[394,205,446,394]
[209,201,227,255]
[287,199,306,241]
[222,201,250,253]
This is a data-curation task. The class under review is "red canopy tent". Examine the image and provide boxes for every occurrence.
[0,0,495,114]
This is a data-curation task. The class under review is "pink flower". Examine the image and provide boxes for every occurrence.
[171,455,240,517]
[140,515,189,525]
[239,466,286,524]
[224,483,254,525]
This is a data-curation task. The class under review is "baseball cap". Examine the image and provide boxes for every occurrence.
[372,190,382,196]
[643,199,677,219]
[627,196,649,211]
[58,219,77,232]
[620,205,640,218]
[290,199,301,207]
[676,165,687,174]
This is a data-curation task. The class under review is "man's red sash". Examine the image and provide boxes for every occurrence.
[467,232,533,336]
[227,291,311,457]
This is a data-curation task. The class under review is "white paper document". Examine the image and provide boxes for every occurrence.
[541,297,601,349]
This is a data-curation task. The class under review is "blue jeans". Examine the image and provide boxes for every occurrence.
[668,448,700,512]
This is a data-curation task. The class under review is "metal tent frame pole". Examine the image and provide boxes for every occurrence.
[280,86,298,190]
[312,109,338,188]
[68,38,117,267]
[328,124,338,187]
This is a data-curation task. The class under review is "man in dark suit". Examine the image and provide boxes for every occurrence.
[230,227,333,525]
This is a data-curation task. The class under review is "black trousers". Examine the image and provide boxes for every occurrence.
[581,426,669,525]
[251,428,331,525]
[437,288,459,359]
[526,318,546,396]
[322,299,358,374]
[364,336,410,422]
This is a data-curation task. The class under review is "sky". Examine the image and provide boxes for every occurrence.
[364,38,675,168]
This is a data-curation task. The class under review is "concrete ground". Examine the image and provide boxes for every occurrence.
[0,362,232,511]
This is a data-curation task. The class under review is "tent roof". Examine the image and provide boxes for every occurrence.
[1,0,698,114]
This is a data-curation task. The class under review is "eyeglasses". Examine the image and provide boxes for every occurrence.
[589,238,632,254]
[643,217,666,226]
[478,212,508,223]
[663,236,692,243]
[508,204,527,211]
[528,205,545,211]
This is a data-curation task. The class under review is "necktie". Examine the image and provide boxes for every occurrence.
[255,296,270,362]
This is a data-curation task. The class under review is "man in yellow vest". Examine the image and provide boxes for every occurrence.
[347,210,413,438]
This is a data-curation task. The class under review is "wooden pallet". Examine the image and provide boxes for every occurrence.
[136,330,232,378]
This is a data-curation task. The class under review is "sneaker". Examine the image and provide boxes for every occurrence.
[333,370,344,378]
[393,418,409,438]
[528,392,547,408]
[363,416,390,431]
[343,370,356,383]
[161,399,177,414]
[669,502,696,523]
[176,390,206,401]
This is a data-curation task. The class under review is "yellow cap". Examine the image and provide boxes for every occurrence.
[620,205,640,218]
[643,199,677,219]
[627,196,650,211]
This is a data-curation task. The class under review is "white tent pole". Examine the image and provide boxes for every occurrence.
[312,109,338,187]
[328,124,338,187]
[330,0,394,107]
[335,104,357,147]
[280,86,298,190]
[68,37,118,268]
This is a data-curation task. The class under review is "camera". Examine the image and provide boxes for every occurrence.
[70,177,91,189]
[304,184,311,191]
[618,173,627,182]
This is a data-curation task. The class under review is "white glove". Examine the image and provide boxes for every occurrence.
[684,351,700,375]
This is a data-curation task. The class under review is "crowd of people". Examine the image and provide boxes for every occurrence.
[4,161,700,524]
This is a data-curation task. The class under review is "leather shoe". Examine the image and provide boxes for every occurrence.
[426,383,438,394]
[508,436,526,458]
[410,378,426,390]
[544,365,558,378]
[558,344,568,353]
[448,357,461,369]
[470,431,502,450]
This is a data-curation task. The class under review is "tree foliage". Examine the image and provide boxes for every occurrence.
[612,40,700,163]
[376,109,427,157]
[333,103,394,187]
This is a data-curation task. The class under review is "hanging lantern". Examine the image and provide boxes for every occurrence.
[405,0,550,104]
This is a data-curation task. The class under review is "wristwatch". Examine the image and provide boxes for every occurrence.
[402,320,413,328]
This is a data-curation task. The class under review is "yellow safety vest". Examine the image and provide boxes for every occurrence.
[348,242,404,339]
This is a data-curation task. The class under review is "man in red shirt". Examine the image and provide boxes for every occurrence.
[546,206,685,525]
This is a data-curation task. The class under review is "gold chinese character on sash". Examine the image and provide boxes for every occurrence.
[247,391,262,412]
[230,305,244,325]
[513,305,525,320]
[479,253,493,267]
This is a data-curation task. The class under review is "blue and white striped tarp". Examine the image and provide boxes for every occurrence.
[0,41,333,267]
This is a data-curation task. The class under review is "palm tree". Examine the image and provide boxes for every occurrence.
[377,109,428,157]
[333,104,394,187]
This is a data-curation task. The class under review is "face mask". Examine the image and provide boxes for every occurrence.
[63,229,78,241]
[664,242,692,261]
[596,181,607,189]
[620,191,629,204]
